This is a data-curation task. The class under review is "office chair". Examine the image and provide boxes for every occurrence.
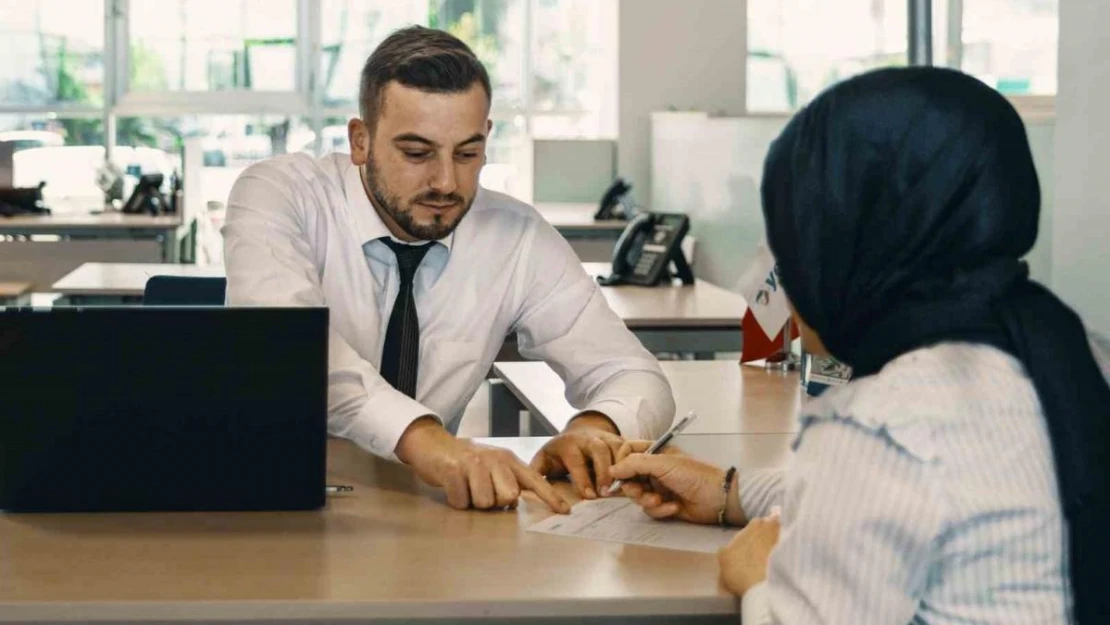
[142,275,227,306]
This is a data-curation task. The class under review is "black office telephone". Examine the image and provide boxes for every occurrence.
[594,177,633,221]
[597,212,694,287]
[121,173,168,215]
[0,182,50,217]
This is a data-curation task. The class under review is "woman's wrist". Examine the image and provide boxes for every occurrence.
[723,470,748,527]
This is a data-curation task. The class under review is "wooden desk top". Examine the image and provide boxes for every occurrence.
[583,262,746,328]
[52,262,225,297]
[0,281,31,299]
[0,211,183,232]
[495,360,802,435]
[52,263,747,329]
[0,433,794,623]
[534,202,629,231]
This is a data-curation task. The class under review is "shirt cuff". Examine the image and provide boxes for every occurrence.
[340,390,441,461]
[741,581,773,625]
[574,396,643,439]
[739,468,786,521]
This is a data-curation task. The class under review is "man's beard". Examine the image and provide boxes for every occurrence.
[362,159,474,241]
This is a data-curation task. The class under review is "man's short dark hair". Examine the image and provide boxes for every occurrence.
[359,25,492,130]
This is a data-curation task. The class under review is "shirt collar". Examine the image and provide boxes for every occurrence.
[342,160,454,252]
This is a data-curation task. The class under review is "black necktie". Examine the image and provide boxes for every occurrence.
[379,239,434,397]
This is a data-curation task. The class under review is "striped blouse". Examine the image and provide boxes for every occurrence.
[738,336,1110,624]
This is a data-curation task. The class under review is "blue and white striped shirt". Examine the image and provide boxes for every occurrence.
[738,338,1110,624]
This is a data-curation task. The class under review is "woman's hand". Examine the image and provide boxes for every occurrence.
[719,513,780,596]
[609,443,742,525]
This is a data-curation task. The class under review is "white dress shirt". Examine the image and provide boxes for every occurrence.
[738,342,1088,625]
[221,153,675,459]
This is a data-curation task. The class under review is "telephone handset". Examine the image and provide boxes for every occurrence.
[594,177,633,221]
[121,173,167,215]
[597,212,694,287]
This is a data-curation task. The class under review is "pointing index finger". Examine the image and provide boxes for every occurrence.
[511,460,571,514]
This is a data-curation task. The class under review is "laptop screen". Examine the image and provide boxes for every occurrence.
[0,306,328,513]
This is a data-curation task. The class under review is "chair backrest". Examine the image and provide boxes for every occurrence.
[143,275,227,306]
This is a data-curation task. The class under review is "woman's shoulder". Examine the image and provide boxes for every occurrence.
[800,343,1039,462]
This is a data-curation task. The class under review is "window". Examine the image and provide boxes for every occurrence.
[747,0,1059,113]
[1,113,107,211]
[531,0,618,138]
[933,0,1058,96]
[318,0,426,109]
[0,1,616,209]
[127,0,299,93]
[115,114,317,211]
[431,0,528,111]
[747,0,907,113]
[0,0,106,108]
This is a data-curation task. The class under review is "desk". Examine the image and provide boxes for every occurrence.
[52,262,224,305]
[0,281,31,306]
[535,202,627,262]
[1,433,793,624]
[0,212,189,291]
[534,202,628,237]
[583,262,745,356]
[491,360,800,436]
[51,263,745,356]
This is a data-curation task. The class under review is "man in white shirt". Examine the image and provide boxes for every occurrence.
[222,26,675,513]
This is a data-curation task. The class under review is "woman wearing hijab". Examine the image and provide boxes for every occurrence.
[609,67,1110,624]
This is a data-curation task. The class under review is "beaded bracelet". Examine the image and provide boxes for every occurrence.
[719,466,737,528]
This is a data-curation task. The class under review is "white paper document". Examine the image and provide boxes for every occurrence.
[527,498,738,553]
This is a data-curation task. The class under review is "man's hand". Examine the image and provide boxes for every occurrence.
[718,513,780,596]
[396,417,571,513]
[529,412,625,500]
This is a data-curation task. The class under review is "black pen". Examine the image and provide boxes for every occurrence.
[607,411,698,495]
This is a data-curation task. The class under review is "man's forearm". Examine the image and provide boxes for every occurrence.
[395,415,452,465]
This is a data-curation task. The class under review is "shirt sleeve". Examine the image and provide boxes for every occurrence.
[738,468,786,520]
[749,415,946,625]
[222,167,438,460]
[510,217,676,439]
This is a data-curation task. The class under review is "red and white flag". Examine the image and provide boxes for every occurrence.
[736,243,793,363]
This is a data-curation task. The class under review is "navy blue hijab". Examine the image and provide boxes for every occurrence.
[762,67,1109,623]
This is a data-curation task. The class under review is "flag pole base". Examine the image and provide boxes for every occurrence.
[764,353,800,371]
[764,318,798,371]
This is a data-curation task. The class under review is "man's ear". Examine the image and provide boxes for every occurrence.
[348,118,371,167]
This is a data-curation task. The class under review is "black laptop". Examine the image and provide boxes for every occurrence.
[0,306,328,513]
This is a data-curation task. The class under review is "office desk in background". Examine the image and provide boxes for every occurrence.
[51,261,224,305]
[490,360,800,437]
[0,212,189,292]
[51,262,745,356]
[0,433,794,625]
[582,262,745,357]
[0,281,31,306]
[534,202,627,263]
